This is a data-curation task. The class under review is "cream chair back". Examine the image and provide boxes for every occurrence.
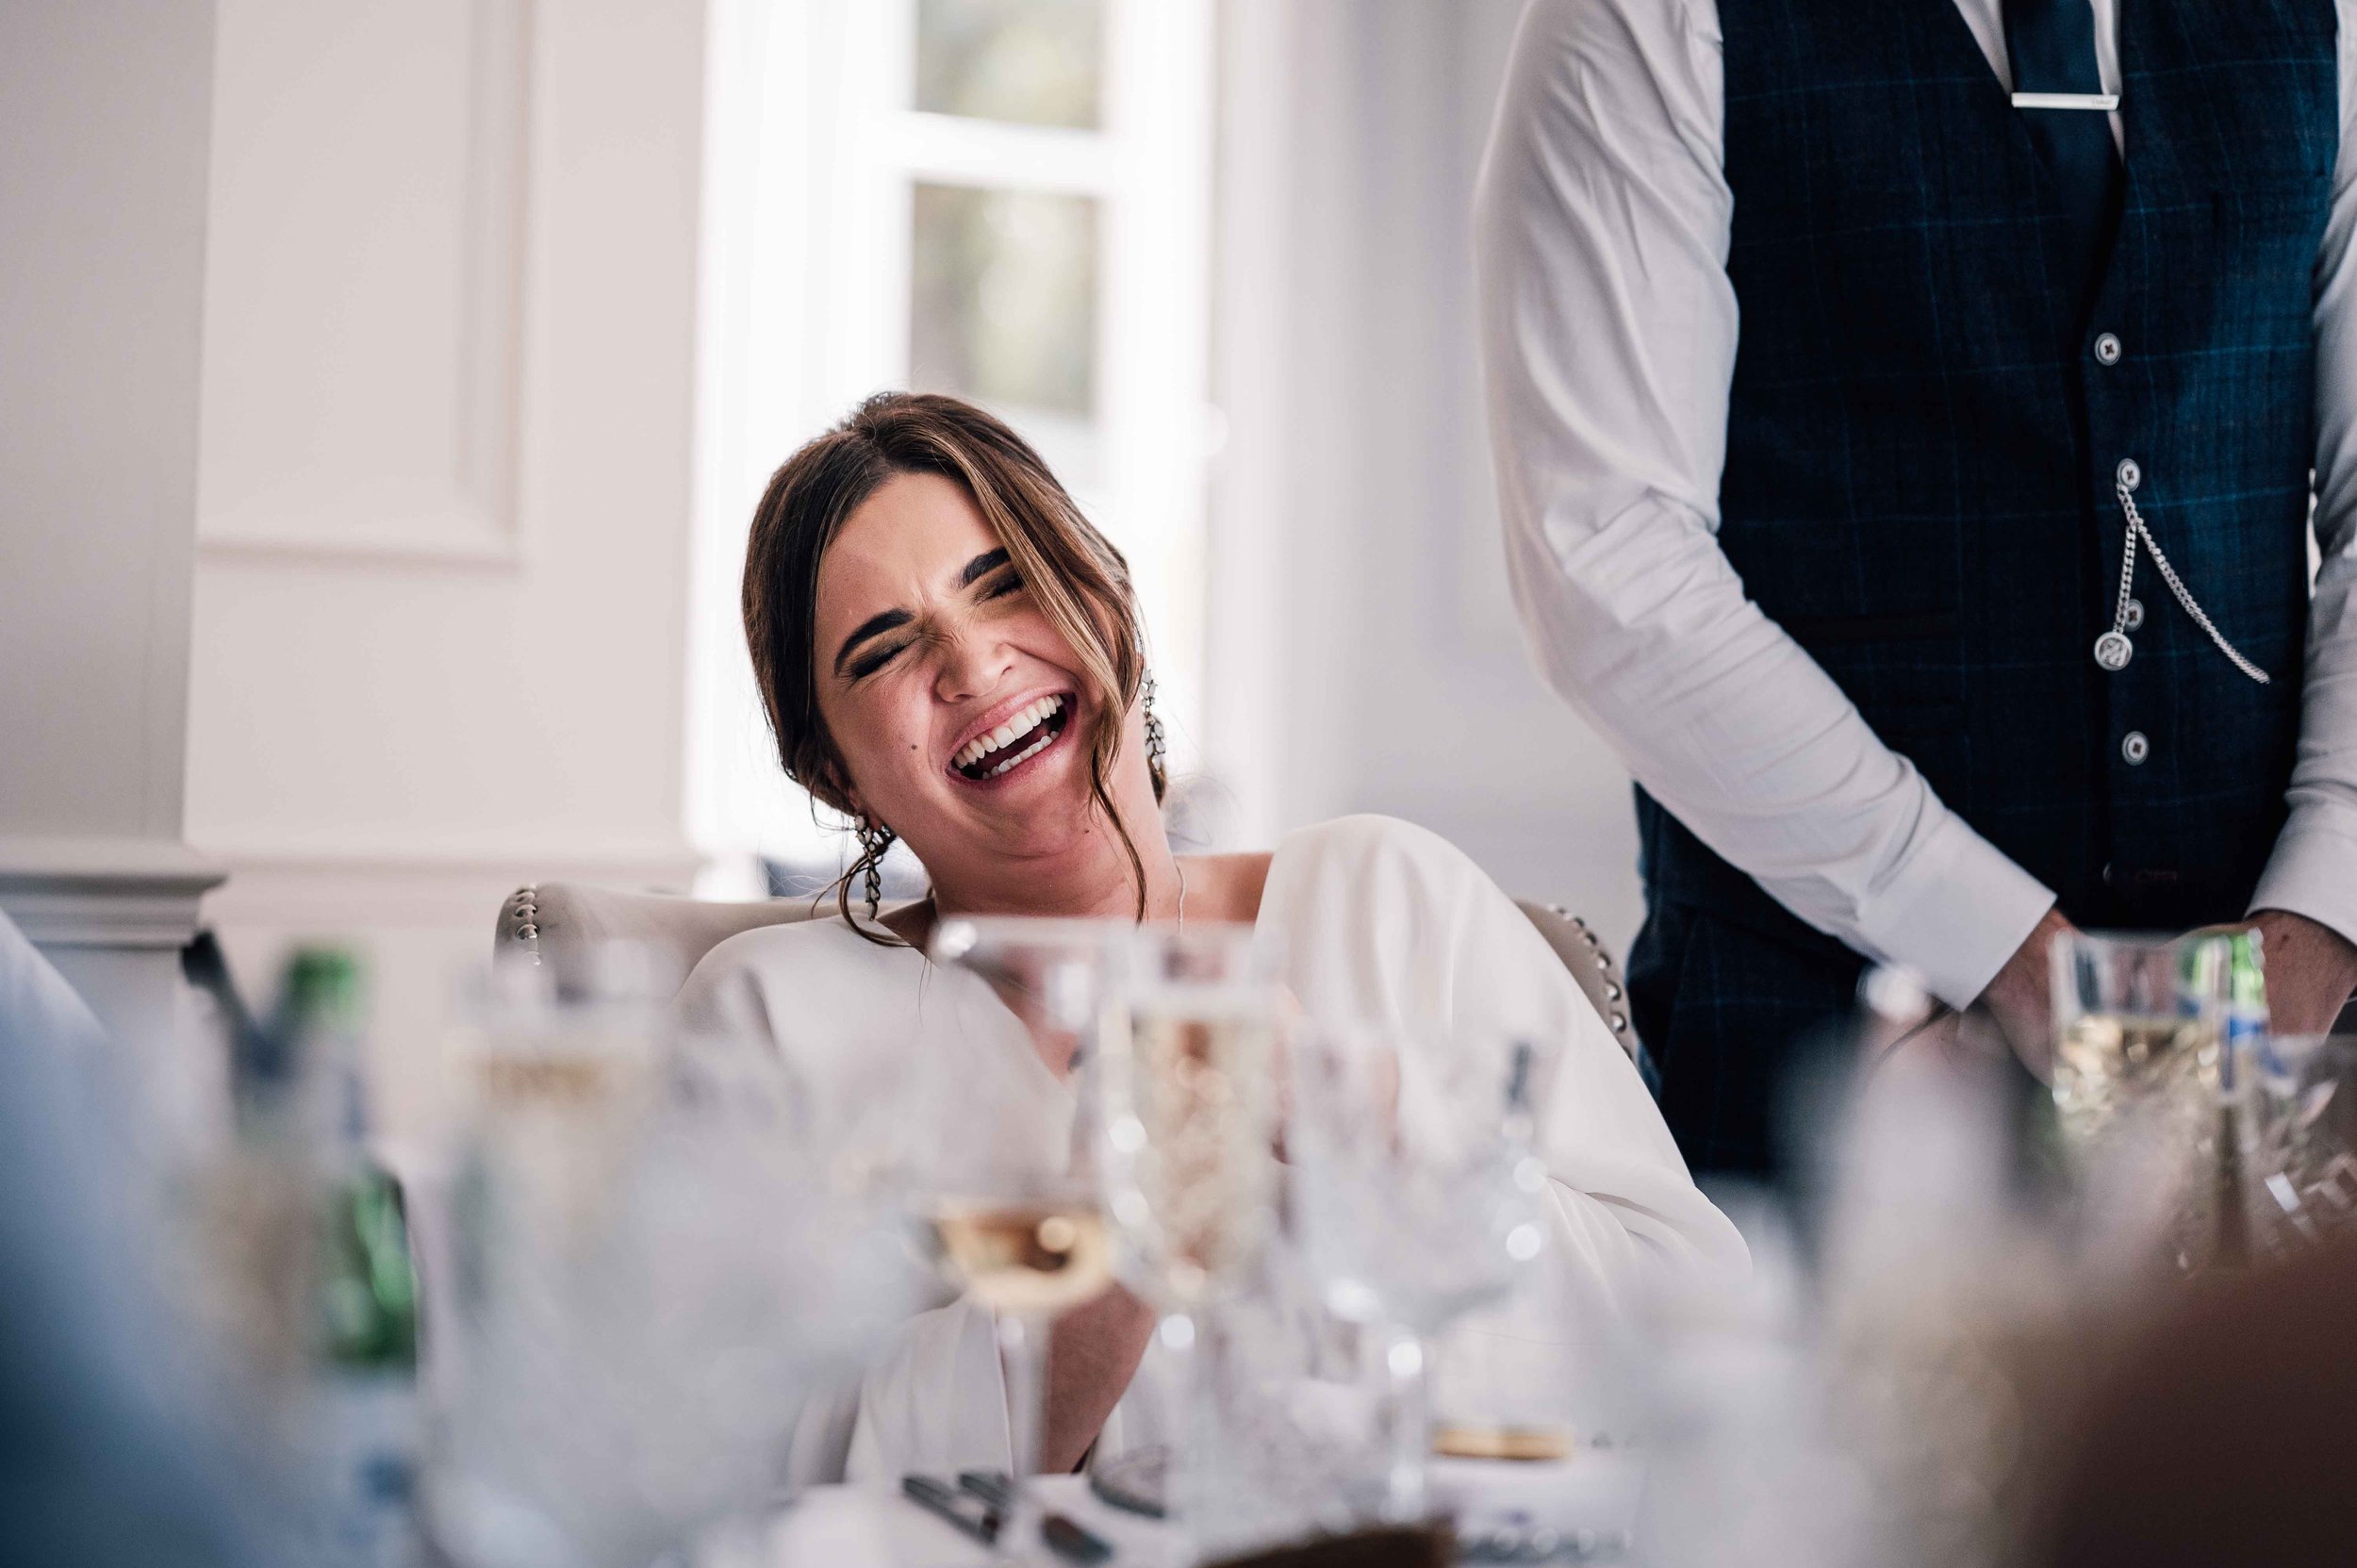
[495,884,1640,1064]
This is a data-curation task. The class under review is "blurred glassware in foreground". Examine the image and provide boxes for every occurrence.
[426,946,910,1568]
[2048,927,2250,1274]
[1286,1025,1558,1524]
[1096,923,1284,1553]
[184,944,425,1567]
[2048,929,2230,1156]
[2249,1033,2357,1259]
[924,916,1123,1561]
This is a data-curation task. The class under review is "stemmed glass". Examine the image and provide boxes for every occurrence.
[1284,1023,1559,1523]
[427,949,908,1568]
[921,916,1126,1560]
[1094,924,1286,1545]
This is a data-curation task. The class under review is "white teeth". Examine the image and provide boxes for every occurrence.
[956,695,1064,775]
[987,730,1055,777]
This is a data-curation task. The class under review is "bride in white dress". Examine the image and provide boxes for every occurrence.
[677,391,1745,1486]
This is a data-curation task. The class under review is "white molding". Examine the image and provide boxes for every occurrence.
[0,837,227,949]
[196,837,705,931]
[197,510,524,568]
[196,0,536,569]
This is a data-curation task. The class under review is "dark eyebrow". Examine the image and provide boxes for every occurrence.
[832,608,914,677]
[960,548,1012,587]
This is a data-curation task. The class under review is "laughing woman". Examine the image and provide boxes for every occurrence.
[677,391,1744,1485]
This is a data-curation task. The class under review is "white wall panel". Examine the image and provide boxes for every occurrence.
[197,0,529,563]
[186,0,709,1134]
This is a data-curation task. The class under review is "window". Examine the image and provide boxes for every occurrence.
[692,0,1214,883]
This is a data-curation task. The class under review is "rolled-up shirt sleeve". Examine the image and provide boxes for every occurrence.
[1474,0,2052,1007]
[2250,13,2357,949]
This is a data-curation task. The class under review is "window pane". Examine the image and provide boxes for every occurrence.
[909,183,1098,417]
[914,0,1103,129]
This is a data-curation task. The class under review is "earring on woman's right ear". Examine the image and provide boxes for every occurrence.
[1142,671,1168,793]
[856,820,895,920]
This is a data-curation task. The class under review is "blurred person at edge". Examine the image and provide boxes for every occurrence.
[1477,0,2357,1177]
[0,907,291,1567]
[675,392,1748,1486]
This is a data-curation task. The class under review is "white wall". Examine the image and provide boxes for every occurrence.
[0,0,224,1049]
[185,0,709,1141]
[1206,0,1646,954]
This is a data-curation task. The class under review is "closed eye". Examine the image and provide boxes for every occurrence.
[978,566,1024,602]
[847,639,910,680]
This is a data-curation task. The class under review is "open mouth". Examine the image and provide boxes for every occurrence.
[951,694,1073,782]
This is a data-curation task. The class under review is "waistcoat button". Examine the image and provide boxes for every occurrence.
[2117,457,2142,490]
[2122,597,2145,631]
[2121,730,2151,766]
[2094,332,2122,365]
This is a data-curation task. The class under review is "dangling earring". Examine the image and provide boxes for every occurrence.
[1142,671,1168,797]
[856,820,895,921]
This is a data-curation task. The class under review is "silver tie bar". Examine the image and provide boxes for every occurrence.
[2011,91,2119,111]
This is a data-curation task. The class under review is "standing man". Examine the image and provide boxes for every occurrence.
[1476,0,2357,1175]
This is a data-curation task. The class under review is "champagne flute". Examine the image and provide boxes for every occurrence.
[924,916,1125,1559]
[1094,923,1284,1545]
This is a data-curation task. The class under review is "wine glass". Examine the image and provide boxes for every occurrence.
[2049,928,2246,1271]
[2048,930,2233,1150]
[1093,923,1285,1546]
[2248,1033,2357,1260]
[922,916,1126,1560]
[427,949,907,1568]
[1284,1022,1558,1524]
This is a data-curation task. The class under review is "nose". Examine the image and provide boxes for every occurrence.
[933,617,1014,703]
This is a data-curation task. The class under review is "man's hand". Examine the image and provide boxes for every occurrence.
[2246,909,2357,1037]
[1976,904,2077,1080]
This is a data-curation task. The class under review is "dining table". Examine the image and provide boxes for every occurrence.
[691,1452,1646,1567]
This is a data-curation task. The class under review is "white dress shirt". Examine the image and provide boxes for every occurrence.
[677,815,1746,1483]
[1476,0,2357,1007]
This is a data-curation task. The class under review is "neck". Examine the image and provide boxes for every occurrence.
[928,819,1183,926]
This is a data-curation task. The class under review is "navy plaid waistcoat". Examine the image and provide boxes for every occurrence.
[1640,0,2337,948]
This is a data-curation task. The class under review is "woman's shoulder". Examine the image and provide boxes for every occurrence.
[1261,814,1503,932]
[1272,813,1492,891]
[678,910,912,1015]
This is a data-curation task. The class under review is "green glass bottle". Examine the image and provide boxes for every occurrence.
[269,947,423,1566]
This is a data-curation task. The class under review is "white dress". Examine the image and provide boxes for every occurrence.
[676,815,1746,1484]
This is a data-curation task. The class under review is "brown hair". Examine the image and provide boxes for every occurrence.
[742,391,1163,933]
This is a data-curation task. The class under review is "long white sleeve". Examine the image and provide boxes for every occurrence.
[1263,816,1748,1296]
[2249,15,2357,949]
[1475,0,2052,1008]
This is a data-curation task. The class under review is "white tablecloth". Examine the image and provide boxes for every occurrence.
[696,1456,1645,1567]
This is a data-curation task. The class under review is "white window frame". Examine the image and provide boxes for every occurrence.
[692,0,1214,881]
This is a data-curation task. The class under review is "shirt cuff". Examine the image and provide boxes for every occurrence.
[2249,807,2357,950]
[1853,812,2057,1011]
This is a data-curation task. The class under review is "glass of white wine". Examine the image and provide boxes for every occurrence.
[2049,929,2232,1152]
[2050,928,2247,1270]
[924,916,1125,1557]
